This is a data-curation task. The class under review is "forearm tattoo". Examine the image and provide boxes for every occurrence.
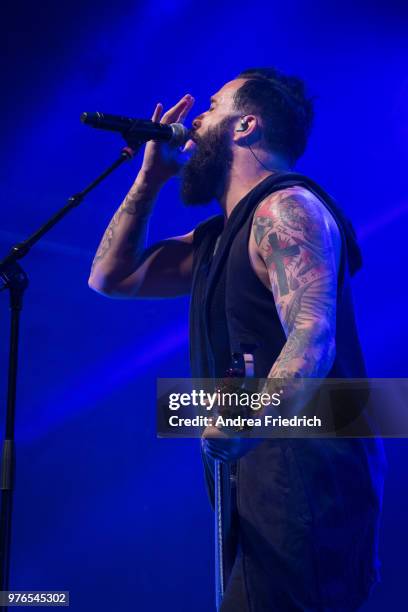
[91,187,155,273]
[253,188,339,378]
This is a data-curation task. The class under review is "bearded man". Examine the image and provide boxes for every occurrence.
[89,68,386,611]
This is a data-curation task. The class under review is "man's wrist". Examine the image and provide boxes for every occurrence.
[133,170,165,196]
[122,173,161,215]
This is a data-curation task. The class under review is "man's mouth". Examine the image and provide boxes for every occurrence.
[182,138,197,154]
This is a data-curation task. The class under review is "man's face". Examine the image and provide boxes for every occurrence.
[180,79,247,206]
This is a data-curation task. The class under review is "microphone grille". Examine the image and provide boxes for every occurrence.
[169,123,190,147]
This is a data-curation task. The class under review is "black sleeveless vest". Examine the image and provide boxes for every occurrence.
[189,173,386,609]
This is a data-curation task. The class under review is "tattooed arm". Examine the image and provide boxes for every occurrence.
[252,186,341,381]
[89,93,196,299]
[88,175,194,298]
[201,187,341,461]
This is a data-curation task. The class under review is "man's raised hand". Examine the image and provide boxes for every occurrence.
[139,94,195,187]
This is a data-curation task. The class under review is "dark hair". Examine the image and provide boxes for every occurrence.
[234,67,314,165]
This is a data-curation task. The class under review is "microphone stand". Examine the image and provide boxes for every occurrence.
[0,141,138,609]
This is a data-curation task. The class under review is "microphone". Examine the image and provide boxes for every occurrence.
[80,112,189,147]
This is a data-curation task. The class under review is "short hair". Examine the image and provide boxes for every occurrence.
[234,67,314,165]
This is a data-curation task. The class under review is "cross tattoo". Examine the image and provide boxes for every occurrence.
[267,233,300,296]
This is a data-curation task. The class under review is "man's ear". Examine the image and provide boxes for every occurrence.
[232,115,258,143]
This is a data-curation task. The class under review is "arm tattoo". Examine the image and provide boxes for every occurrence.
[253,188,339,378]
[253,216,273,246]
[91,187,154,273]
[265,233,300,296]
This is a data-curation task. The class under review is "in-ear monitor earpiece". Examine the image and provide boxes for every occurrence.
[236,118,249,132]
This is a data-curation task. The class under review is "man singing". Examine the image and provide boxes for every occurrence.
[89,68,385,611]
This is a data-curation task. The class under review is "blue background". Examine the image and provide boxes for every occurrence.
[1,1,407,610]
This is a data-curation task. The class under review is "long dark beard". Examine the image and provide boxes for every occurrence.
[180,117,233,206]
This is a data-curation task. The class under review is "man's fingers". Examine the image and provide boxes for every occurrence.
[161,94,194,125]
[202,425,228,439]
[151,103,163,122]
[176,96,195,123]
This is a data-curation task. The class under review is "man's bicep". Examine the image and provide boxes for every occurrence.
[252,187,340,335]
